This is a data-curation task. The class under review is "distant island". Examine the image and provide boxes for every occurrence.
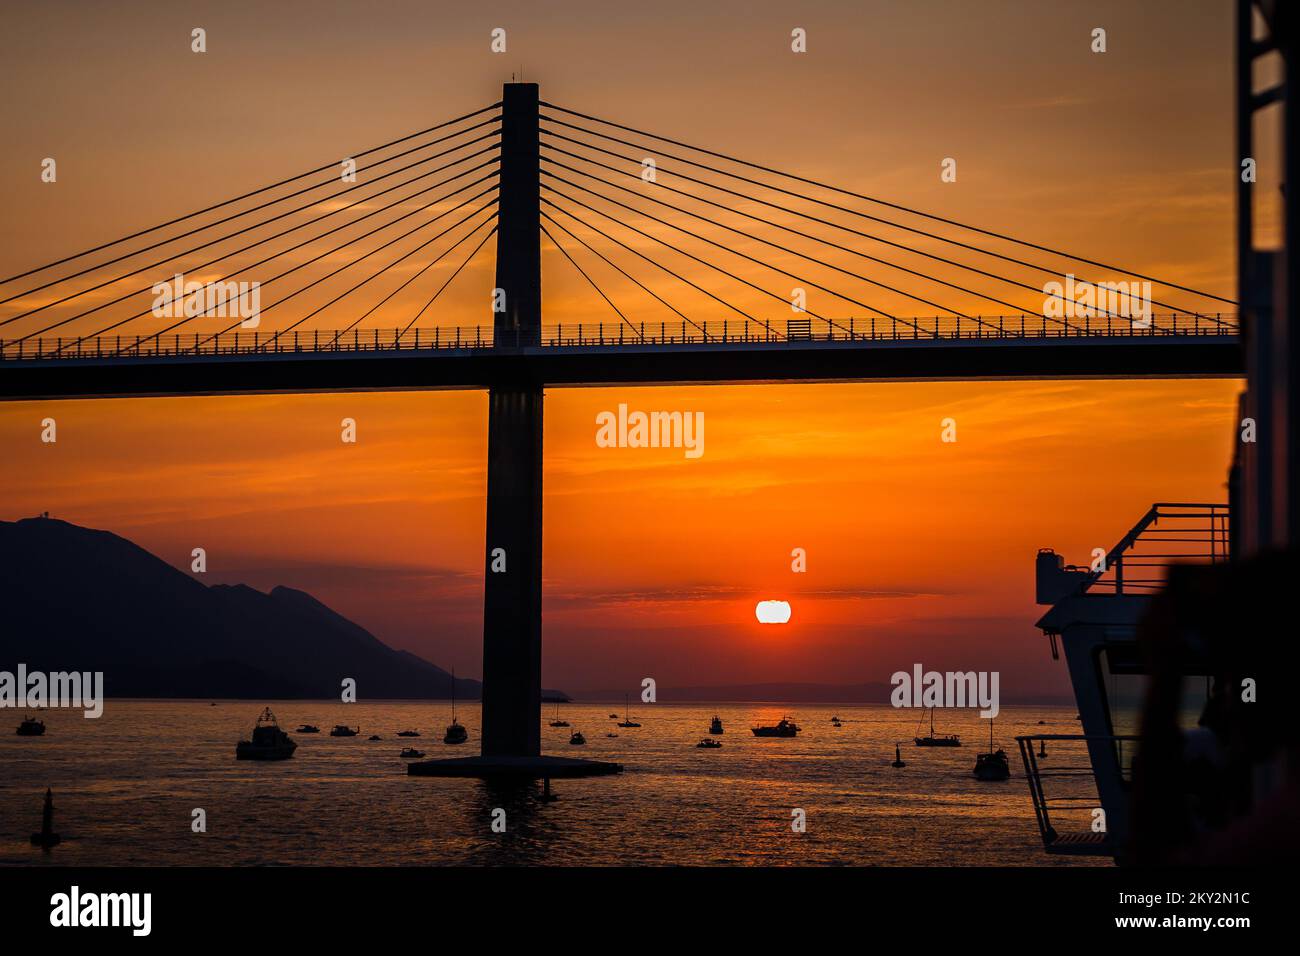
[0,516,567,701]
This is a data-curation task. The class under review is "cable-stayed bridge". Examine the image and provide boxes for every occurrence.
[0,83,1242,777]
[0,86,1238,397]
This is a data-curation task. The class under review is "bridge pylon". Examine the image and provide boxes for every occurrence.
[411,83,620,779]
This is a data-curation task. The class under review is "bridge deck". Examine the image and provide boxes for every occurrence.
[0,319,1242,400]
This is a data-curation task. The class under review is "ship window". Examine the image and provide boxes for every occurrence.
[1096,647,1215,744]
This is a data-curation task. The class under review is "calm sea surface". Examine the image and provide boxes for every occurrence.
[1,700,1106,866]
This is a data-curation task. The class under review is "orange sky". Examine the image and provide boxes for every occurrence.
[0,1,1243,697]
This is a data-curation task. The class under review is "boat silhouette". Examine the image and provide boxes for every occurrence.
[973,719,1011,781]
[914,707,961,747]
[329,725,359,737]
[443,668,468,745]
[616,694,641,728]
[236,708,297,760]
[751,717,800,738]
[548,700,569,727]
[709,715,724,735]
[16,715,45,736]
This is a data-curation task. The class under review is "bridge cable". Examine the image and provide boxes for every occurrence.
[1,138,501,323]
[540,119,1227,322]
[544,168,963,332]
[540,211,710,340]
[541,222,642,340]
[264,203,500,350]
[1,122,501,310]
[542,185,868,334]
[166,197,500,356]
[57,180,498,355]
[1,103,502,285]
[539,129,1210,326]
[398,222,499,341]
[22,166,499,347]
[542,148,1069,328]
[540,102,1236,307]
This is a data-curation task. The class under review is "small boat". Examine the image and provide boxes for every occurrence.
[329,725,359,737]
[616,694,641,728]
[396,729,421,737]
[236,708,297,760]
[444,722,468,745]
[831,715,841,722]
[696,737,722,749]
[751,717,800,738]
[16,715,45,736]
[548,700,570,727]
[399,747,425,759]
[831,718,843,727]
[606,733,618,738]
[569,730,586,745]
[891,743,906,768]
[709,715,724,735]
[368,735,382,741]
[296,724,320,734]
[30,788,60,849]
[444,668,468,745]
[914,707,961,747]
[608,713,619,719]
[973,720,1011,781]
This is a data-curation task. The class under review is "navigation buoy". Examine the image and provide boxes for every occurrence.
[30,787,60,849]
[891,743,906,769]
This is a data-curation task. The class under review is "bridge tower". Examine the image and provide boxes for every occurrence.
[480,83,544,759]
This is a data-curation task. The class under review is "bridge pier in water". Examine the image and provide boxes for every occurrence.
[410,82,620,779]
[480,384,543,759]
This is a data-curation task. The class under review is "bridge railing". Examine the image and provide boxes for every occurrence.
[0,312,1238,361]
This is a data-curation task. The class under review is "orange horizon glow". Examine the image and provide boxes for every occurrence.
[0,1,1243,698]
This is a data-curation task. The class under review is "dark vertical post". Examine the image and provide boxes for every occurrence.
[494,83,541,349]
[481,83,543,758]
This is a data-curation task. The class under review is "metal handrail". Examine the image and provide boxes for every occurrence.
[1016,734,1137,850]
[0,312,1240,361]
[1081,503,1231,595]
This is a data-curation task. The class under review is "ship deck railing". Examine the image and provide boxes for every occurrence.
[1015,734,1137,856]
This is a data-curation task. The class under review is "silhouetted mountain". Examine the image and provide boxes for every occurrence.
[0,516,533,700]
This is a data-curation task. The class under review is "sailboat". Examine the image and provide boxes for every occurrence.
[443,669,468,745]
[616,694,641,728]
[973,718,1011,781]
[913,707,961,747]
[548,701,570,728]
